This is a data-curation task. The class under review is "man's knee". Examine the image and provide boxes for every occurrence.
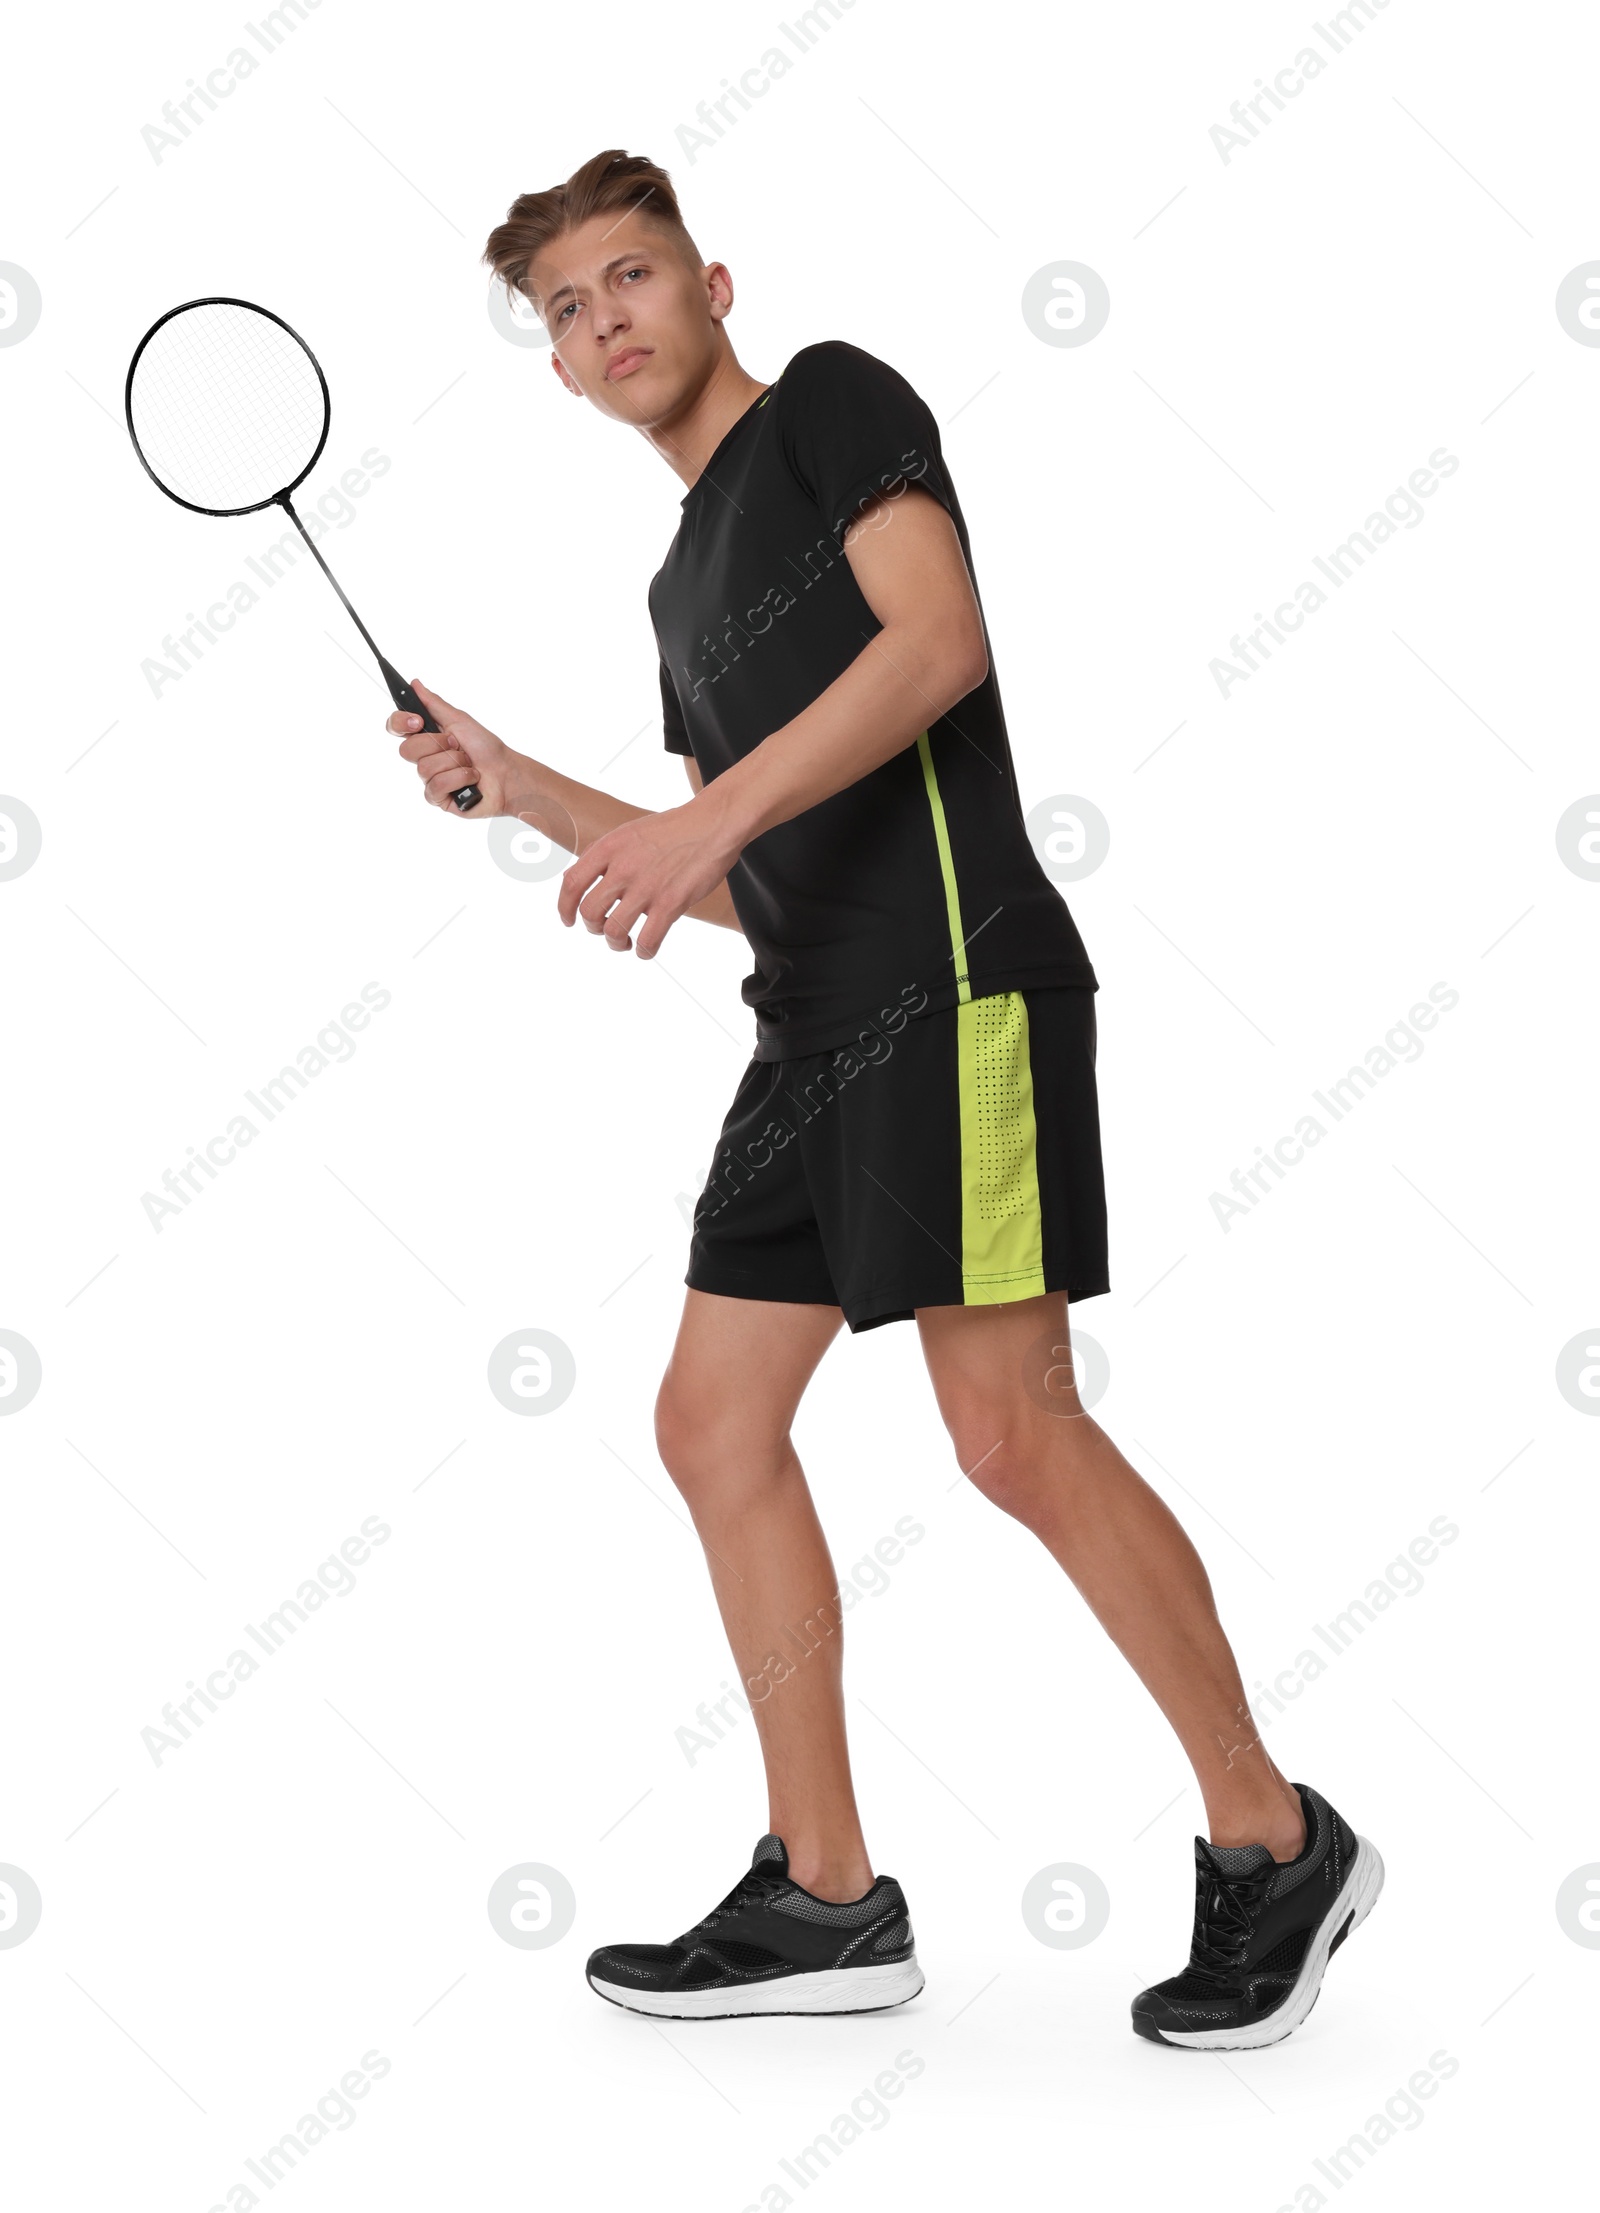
[941,1397,1074,1521]
[654,1373,712,1494]
[654,1373,785,1511]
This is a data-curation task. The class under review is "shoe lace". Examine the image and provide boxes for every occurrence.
[684,1867,787,1938]
[1189,1860,1275,1981]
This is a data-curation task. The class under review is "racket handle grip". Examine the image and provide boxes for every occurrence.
[385,666,482,813]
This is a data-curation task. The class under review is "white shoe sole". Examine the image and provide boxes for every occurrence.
[588,1957,925,2019]
[1148,1835,1385,2051]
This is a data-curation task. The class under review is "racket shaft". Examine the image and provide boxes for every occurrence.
[278,495,482,812]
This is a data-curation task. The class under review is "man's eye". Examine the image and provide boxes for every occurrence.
[556,302,578,321]
[622,267,646,282]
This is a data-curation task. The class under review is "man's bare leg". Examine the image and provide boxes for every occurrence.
[654,1289,876,1899]
[916,1291,1306,1861]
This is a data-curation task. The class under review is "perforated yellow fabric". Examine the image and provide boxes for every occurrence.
[956,991,1045,1302]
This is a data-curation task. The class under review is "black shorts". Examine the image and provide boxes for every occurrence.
[686,987,1110,1332]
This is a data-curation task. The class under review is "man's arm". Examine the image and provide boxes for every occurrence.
[556,485,987,957]
[387,689,742,932]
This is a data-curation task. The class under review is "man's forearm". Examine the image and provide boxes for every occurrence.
[500,755,652,851]
[500,755,742,931]
[687,620,984,855]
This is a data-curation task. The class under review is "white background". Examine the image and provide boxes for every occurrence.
[1,0,1594,2205]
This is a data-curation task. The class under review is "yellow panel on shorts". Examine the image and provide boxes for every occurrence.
[957,991,1046,1303]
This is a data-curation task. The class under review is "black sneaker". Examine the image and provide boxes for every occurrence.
[585,1834,924,2019]
[1131,1782,1383,2050]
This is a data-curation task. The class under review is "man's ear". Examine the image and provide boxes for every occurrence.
[705,261,735,325]
[549,351,583,397]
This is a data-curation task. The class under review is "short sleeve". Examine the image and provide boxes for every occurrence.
[777,342,956,547]
[659,655,693,755]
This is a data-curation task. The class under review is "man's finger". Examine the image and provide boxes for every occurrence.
[578,879,626,934]
[423,765,477,806]
[388,711,424,738]
[411,678,462,728]
[413,747,471,780]
[634,908,677,961]
[604,892,648,948]
[559,851,608,926]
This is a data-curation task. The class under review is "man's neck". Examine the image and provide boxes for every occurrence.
[645,352,769,493]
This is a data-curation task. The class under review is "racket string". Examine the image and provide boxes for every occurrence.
[128,301,327,512]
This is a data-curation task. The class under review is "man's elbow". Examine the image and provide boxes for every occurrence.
[886,612,988,717]
[954,635,990,698]
[933,623,989,710]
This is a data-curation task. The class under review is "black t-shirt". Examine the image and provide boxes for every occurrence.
[649,340,1098,1061]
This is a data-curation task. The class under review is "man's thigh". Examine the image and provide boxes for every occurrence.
[662,1289,844,1438]
[915,1290,1086,1431]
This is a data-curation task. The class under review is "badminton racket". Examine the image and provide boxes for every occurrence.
[125,296,480,811]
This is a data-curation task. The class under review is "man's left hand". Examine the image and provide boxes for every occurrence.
[558,800,740,958]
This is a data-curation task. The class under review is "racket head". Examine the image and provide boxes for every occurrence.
[125,296,331,518]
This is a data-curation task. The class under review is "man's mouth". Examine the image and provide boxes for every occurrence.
[605,346,651,381]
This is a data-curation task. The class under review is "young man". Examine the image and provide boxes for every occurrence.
[391,150,1382,2047]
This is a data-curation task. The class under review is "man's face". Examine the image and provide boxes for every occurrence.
[526,211,727,424]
